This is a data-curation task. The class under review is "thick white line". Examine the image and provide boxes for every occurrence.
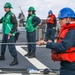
[16,46,49,70]
[0,73,22,75]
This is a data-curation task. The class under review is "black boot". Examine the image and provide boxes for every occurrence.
[24,53,31,57]
[0,55,5,60]
[28,54,36,58]
[24,53,29,56]
[10,56,18,66]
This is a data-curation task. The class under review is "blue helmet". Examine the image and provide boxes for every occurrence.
[48,10,53,14]
[58,7,75,19]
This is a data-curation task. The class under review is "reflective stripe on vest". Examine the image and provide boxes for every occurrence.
[7,24,15,36]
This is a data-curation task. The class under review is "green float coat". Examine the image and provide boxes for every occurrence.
[25,14,36,32]
[2,11,16,36]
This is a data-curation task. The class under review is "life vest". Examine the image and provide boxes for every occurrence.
[51,23,75,62]
[2,11,16,36]
[46,14,55,24]
[25,14,36,32]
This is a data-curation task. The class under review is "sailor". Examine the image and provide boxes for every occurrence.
[0,2,18,66]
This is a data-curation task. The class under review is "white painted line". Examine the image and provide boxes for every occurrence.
[18,45,46,48]
[16,46,48,70]
[0,73,22,75]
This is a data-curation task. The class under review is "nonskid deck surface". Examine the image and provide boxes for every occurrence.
[0,31,60,75]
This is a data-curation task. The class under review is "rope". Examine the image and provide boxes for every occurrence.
[0,42,37,45]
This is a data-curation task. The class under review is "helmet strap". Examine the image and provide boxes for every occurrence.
[66,18,70,25]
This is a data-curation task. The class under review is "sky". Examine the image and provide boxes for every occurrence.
[0,0,75,19]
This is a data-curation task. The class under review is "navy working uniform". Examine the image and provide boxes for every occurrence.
[25,7,41,58]
[26,16,41,57]
[45,10,57,42]
[0,2,18,66]
[0,12,17,57]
